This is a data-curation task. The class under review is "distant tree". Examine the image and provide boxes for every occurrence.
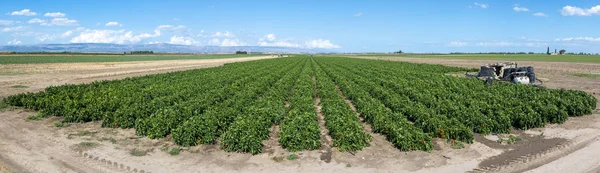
[528,52,535,54]
[559,49,566,55]
[394,50,403,54]
[546,47,550,55]
[235,51,248,54]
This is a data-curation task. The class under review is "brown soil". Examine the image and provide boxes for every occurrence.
[313,76,333,163]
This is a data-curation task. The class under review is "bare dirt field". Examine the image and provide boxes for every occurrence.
[1,55,599,173]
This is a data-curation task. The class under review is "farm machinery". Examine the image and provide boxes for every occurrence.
[468,62,543,86]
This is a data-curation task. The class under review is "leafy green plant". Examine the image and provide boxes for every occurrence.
[27,113,43,120]
[11,85,29,88]
[169,148,181,156]
[53,121,64,127]
[287,154,298,161]
[79,142,99,148]
[507,135,521,144]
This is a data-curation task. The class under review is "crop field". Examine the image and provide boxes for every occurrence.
[3,56,597,155]
[351,54,600,63]
[0,54,259,64]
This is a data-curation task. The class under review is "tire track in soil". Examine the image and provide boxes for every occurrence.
[313,76,333,163]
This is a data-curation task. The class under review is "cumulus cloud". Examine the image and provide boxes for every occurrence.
[2,26,25,32]
[258,41,302,48]
[561,5,600,16]
[105,21,122,27]
[212,31,234,37]
[27,18,46,24]
[448,41,468,47]
[156,25,186,31]
[47,18,78,26]
[6,39,22,45]
[305,39,341,49]
[10,9,37,16]
[533,12,548,17]
[44,12,66,17]
[265,34,276,41]
[513,6,529,12]
[473,2,488,9]
[354,12,363,17]
[70,28,161,44]
[555,37,600,42]
[168,36,197,45]
[61,30,73,38]
[0,20,13,26]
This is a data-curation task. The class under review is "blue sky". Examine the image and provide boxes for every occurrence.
[1,0,599,53]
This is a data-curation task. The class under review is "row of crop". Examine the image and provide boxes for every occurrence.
[4,58,304,145]
[134,59,302,139]
[278,60,322,151]
[342,57,596,130]
[317,57,596,143]
[311,58,371,151]
[315,58,434,151]
[319,58,474,143]
[219,59,306,154]
[171,58,304,146]
[4,58,278,127]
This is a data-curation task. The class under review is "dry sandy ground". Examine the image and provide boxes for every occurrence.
[1,55,600,173]
[0,56,274,98]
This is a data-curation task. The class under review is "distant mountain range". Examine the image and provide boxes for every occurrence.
[0,43,335,53]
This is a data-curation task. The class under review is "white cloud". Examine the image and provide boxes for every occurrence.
[258,41,302,48]
[0,20,13,26]
[555,37,600,42]
[168,36,197,45]
[207,38,246,46]
[44,12,66,17]
[448,41,468,47]
[305,39,341,49]
[39,34,55,42]
[156,25,186,31]
[513,6,529,12]
[2,26,25,32]
[354,12,363,17]
[173,18,180,21]
[10,9,37,16]
[61,30,73,37]
[264,34,276,41]
[221,39,246,46]
[212,31,234,37]
[70,27,161,44]
[46,18,78,26]
[6,39,22,45]
[27,18,46,24]
[105,21,122,27]
[533,12,548,17]
[474,2,488,9]
[561,5,600,16]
